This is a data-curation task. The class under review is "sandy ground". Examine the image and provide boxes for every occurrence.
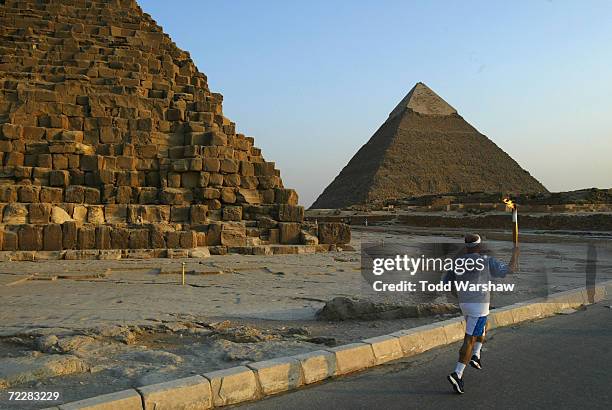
[0,225,611,409]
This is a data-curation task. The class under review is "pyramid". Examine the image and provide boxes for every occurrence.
[0,0,349,257]
[311,82,547,209]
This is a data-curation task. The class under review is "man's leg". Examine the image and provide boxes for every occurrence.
[448,333,474,394]
[459,333,476,369]
[469,317,488,369]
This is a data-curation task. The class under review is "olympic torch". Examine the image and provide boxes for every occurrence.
[503,198,518,245]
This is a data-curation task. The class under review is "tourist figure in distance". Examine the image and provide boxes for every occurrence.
[444,233,520,394]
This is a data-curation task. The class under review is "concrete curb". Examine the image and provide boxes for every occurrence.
[53,281,610,409]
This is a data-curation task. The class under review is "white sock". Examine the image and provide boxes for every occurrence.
[472,342,483,358]
[454,362,466,378]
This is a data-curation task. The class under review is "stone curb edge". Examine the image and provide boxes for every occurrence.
[46,280,611,409]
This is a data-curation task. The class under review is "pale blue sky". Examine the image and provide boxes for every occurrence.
[141,0,612,206]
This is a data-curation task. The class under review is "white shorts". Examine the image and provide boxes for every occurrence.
[465,315,487,337]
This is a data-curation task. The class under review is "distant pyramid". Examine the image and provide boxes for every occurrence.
[311,82,547,209]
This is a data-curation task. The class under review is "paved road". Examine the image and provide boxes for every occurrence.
[240,302,612,409]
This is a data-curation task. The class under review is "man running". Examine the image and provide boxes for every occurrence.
[445,233,519,394]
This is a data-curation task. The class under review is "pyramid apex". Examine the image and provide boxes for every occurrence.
[388,82,457,118]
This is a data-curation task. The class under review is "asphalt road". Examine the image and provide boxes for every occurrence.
[239,302,612,410]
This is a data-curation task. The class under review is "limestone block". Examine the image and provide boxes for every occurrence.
[18,185,41,203]
[292,350,337,384]
[111,227,130,249]
[190,205,208,224]
[204,366,259,407]
[129,229,149,249]
[95,226,112,250]
[149,227,166,249]
[72,205,88,223]
[220,222,246,247]
[104,204,127,224]
[274,188,299,205]
[318,222,351,245]
[279,223,301,244]
[65,185,85,203]
[206,223,222,246]
[58,389,142,410]
[137,375,212,410]
[165,231,181,249]
[222,206,242,221]
[247,357,304,395]
[18,225,43,251]
[202,158,220,172]
[362,335,403,364]
[40,187,63,203]
[171,205,190,222]
[219,158,238,173]
[3,231,18,251]
[326,343,375,375]
[4,203,28,224]
[180,231,197,249]
[28,203,51,224]
[389,328,426,357]
[43,224,63,251]
[87,206,105,224]
[77,225,96,250]
[62,221,78,249]
[277,205,304,222]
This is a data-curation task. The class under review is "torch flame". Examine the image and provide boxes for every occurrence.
[503,198,516,210]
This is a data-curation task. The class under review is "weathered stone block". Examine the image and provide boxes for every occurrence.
[18,225,43,251]
[363,335,403,364]
[165,231,181,249]
[18,185,41,203]
[29,203,52,224]
[222,206,242,221]
[58,389,142,410]
[204,366,260,407]
[278,205,304,222]
[3,231,18,251]
[65,185,85,203]
[247,357,303,396]
[326,343,375,375]
[318,222,351,244]
[40,187,63,203]
[49,170,70,187]
[170,205,190,222]
[111,227,130,249]
[43,224,63,251]
[62,221,78,249]
[137,375,212,410]
[275,188,299,205]
[221,222,246,247]
[190,205,208,224]
[3,203,28,224]
[180,231,197,249]
[129,229,149,249]
[77,225,96,249]
[279,223,301,244]
[87,206,105,224]
[95,226,112,250]
[292,350,337,385]
[105,205,127,224]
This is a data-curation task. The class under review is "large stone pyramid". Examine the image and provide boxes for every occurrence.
[0,0,348,257]
[311,82,547,209]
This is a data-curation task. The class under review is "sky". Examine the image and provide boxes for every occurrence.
[140,0,612,207]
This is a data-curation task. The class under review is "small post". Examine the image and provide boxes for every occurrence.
[181,262,186,286]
